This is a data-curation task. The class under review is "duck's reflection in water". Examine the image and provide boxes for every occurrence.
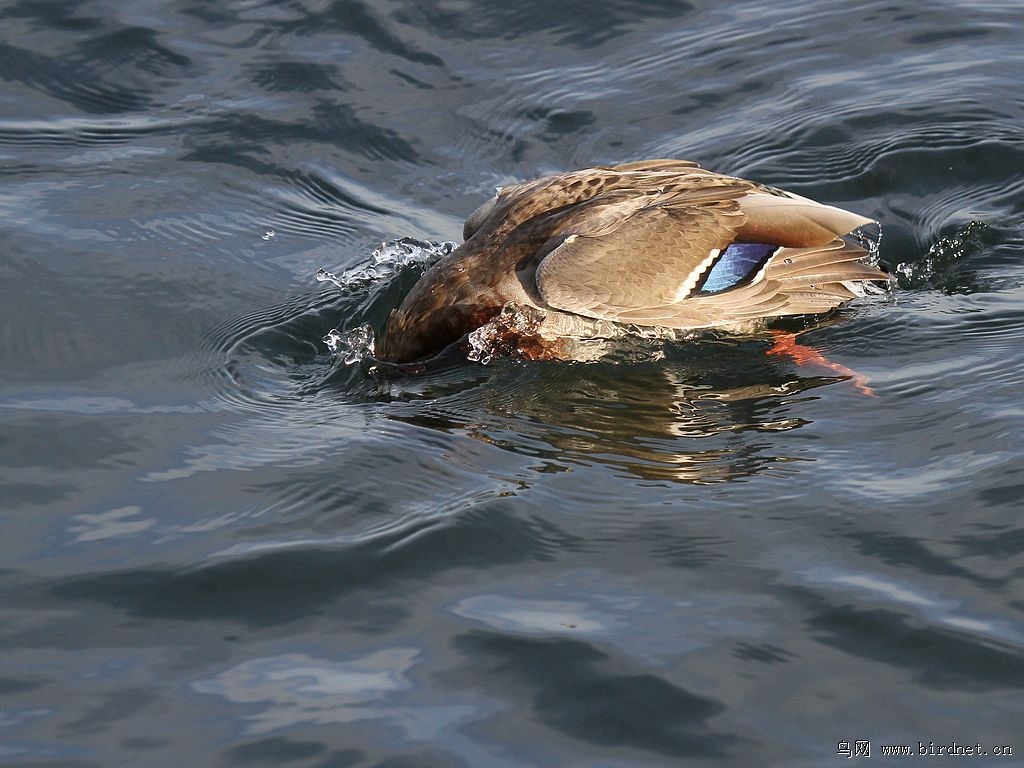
[381,339,853,485]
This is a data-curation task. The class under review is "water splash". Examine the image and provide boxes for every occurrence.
[320,238,456,366]
[324,325,375,365]
[895,221,988,291]
[853,221,883,267]
[467,303,546,365]
[840,222,891,298]
[466,305,677,365]
[317,237,456,290]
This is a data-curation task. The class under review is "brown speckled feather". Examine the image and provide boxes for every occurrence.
[375,160,888,363]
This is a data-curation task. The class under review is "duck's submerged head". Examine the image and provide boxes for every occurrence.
[375,159,887,365]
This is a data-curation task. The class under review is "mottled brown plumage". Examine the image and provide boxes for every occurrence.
[375,160,887,363]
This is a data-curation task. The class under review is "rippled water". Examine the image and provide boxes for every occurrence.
[2,0,1023,765]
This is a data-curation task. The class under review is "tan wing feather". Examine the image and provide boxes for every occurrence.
[535,179,749,318]
[608,159,703,173]
[737,192,875,246]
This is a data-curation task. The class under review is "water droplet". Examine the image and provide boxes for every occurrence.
[323,328,344,352]
[262,228,275,241]
[315,267,345,289]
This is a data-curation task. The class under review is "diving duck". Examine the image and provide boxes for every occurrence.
[375,159,886,364]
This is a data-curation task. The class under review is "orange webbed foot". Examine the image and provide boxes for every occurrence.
[767,331,876,397]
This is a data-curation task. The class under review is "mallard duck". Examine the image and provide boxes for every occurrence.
[375,159,886,363]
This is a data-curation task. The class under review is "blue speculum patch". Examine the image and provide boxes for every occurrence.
[694,242,778,295]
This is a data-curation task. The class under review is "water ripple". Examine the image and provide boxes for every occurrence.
[0,115,185,148]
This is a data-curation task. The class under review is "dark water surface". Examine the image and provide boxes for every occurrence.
[2,0,1023,765]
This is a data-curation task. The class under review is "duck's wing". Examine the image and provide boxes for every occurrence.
[534,181,882,328]
[534,177,748,320]
[606,239,885,326]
